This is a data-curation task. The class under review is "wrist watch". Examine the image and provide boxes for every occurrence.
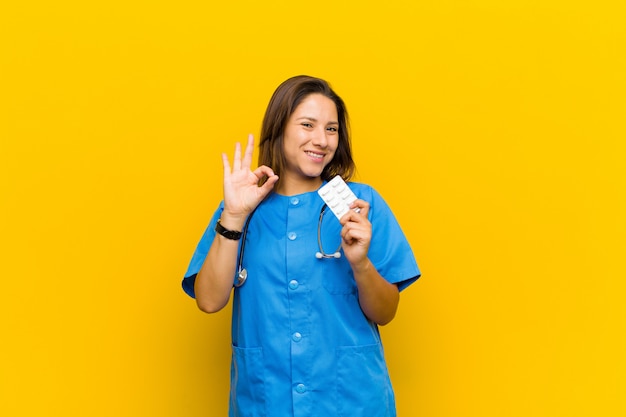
[215,219,242,240]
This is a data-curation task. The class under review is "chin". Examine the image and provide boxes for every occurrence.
[306,169,326,179]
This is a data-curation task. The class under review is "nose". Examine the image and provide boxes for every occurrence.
[311,127,328,148]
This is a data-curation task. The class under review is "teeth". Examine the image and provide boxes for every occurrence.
[306,151,324,158]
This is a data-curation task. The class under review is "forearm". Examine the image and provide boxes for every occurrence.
[194,214,246,313]
[351,258,400,325]
[193,134,278,312]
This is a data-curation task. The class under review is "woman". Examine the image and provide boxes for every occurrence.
[182,75,420,417]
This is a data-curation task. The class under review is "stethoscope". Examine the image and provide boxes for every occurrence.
[234,204,341,287]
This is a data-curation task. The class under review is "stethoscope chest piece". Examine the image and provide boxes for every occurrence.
[235,268,247,287]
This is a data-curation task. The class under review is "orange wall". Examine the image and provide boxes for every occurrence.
[1,1,625,416]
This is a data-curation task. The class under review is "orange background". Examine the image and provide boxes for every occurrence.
[1,1,625,416]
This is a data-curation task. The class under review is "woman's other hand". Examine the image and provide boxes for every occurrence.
[339,199,371,268]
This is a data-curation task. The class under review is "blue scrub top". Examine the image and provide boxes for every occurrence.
[183,182,420,417]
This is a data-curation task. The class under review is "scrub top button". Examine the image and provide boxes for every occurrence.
[295,384,306,394]
[292,332,302,342]
[288,232,297,240]
[289,280,299,290]
[290,197,300,205]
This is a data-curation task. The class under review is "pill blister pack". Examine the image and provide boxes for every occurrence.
[317,175,359,220]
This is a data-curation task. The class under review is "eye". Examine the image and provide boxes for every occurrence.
[301,122,313,128]
[326,126,338,132]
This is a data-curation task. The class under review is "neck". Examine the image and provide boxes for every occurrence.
[275,176,323,196]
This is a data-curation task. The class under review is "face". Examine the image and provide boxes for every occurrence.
[281,93,339,189]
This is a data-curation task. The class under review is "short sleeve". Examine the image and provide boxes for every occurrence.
[354,184,421,291]
[181,202,225,298]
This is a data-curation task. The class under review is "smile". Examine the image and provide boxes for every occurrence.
[305,151,325,159]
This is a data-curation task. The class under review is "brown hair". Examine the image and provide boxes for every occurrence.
[258,75,355,185]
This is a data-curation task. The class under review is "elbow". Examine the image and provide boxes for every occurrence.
[368,294,399,326]
[364,305,398,326]
[375,310,397,326]
[196,297,229,314]
[193,277,232,313]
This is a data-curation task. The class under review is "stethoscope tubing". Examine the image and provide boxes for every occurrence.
[234,203,340,287]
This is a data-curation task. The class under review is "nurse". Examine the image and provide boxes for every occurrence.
[182,75,420,417]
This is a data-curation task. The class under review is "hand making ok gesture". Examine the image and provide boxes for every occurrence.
[221,134,279,223]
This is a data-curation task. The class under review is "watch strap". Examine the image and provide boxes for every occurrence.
[215,219,242,240]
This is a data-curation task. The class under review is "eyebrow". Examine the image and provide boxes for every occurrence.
[296,116,338,124]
